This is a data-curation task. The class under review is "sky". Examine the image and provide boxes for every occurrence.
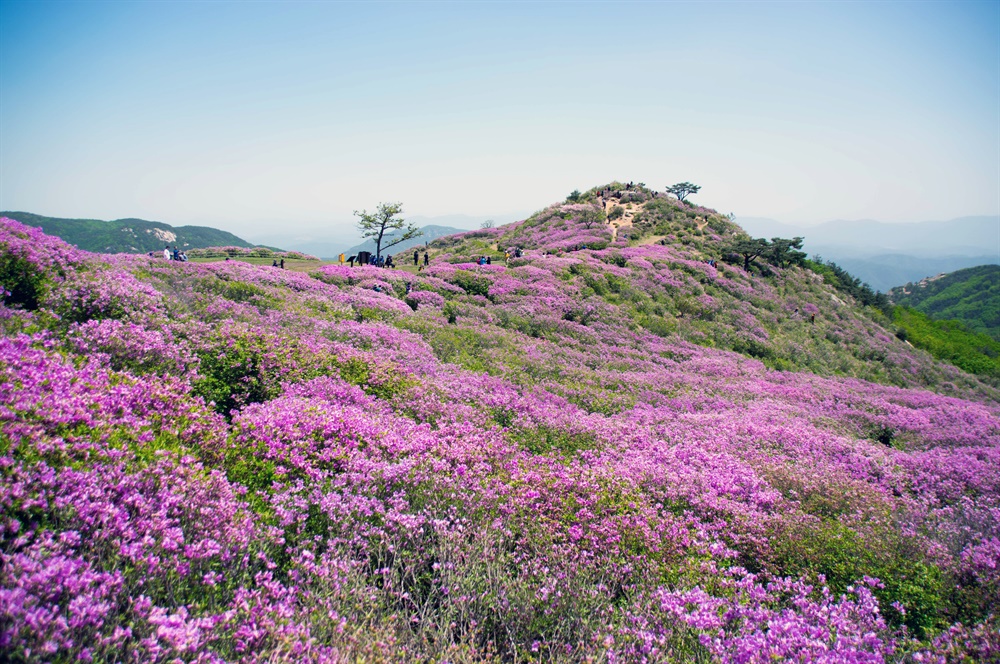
[1,0,998,243]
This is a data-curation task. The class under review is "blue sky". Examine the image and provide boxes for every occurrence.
[1,0,997,241]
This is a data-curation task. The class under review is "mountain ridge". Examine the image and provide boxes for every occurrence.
[1,211,264,254]
[890,264,1000,341]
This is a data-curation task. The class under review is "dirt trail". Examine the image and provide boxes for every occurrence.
[599,196,637,242]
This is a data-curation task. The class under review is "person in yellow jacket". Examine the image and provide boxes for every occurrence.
[339,253,345,265]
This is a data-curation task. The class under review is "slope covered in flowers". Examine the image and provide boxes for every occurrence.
[1,194,998,663]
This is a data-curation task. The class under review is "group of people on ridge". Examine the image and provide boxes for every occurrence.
[160,245,188,262]
[340,249,429,269]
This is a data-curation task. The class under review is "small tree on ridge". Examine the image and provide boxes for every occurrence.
[354,202,422,258]
[666,182,701,202]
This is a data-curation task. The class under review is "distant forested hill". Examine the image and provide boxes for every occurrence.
[889,265,1000,340]
[1,211,257,254]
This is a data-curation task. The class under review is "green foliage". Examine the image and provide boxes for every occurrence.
[193,336,283,416]
[772,519,946,635]
[607,205,624,221]
[337,356,412,400]
[806,258,892,316]
[450,270,491,297]
[731,335,774,360]
[199,277,277,308]
[512,425,597,456]
[222,436,276,516]
[602,252,628,268]
[442,302,458,324]
[767,237,807,269]
[638,314,675,338]
[890,265,1000,340]
[0,251,47,310]
[893,307,1000,380]
[724,237,771,272]
[578,207,606,229]
[566,190,582,202]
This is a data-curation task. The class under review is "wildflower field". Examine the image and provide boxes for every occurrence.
[1,188,997,662]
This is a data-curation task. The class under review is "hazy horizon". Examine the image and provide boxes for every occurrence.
[2,1,998,242]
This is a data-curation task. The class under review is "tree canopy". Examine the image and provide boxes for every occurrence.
[354,202,422,258]
[767,236,807,269]
[727,237,771,272]
[578,207,606,229]
[666,182,701,202]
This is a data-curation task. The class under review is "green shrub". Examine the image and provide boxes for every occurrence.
[193,336,283,416]
[769,519,945,635]
[0,252,47,310]
[513,425,597,455]
[451,270,491,297]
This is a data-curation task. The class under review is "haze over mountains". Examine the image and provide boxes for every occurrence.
[736,215,1000,291]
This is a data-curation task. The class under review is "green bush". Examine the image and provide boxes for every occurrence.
[513,424,597,455]
[193,336,283,416]
[0,252,47,310]
[771,519,946,635]
[451,270,491,297]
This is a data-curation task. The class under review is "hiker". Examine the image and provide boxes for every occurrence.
[164,246,170,260]
[373,285,382,293]
[348,255,356,267]
[173,247,180,261]
[486,255,492,265]
[225,257,230,261]
[272,259,279,267]
[423,252,429,266]
[386,254,394,269]
[406,282,413,294]
[280,258,285,269]
[180,252,188,262]
[413,250,419,266]
[811,314,816,324]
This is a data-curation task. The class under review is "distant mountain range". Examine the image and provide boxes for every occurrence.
[889,264,1000,341]
[1,211,260,254]
[736,215,1000,291]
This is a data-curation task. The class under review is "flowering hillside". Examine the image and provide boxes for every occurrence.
[1,192,998,662]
